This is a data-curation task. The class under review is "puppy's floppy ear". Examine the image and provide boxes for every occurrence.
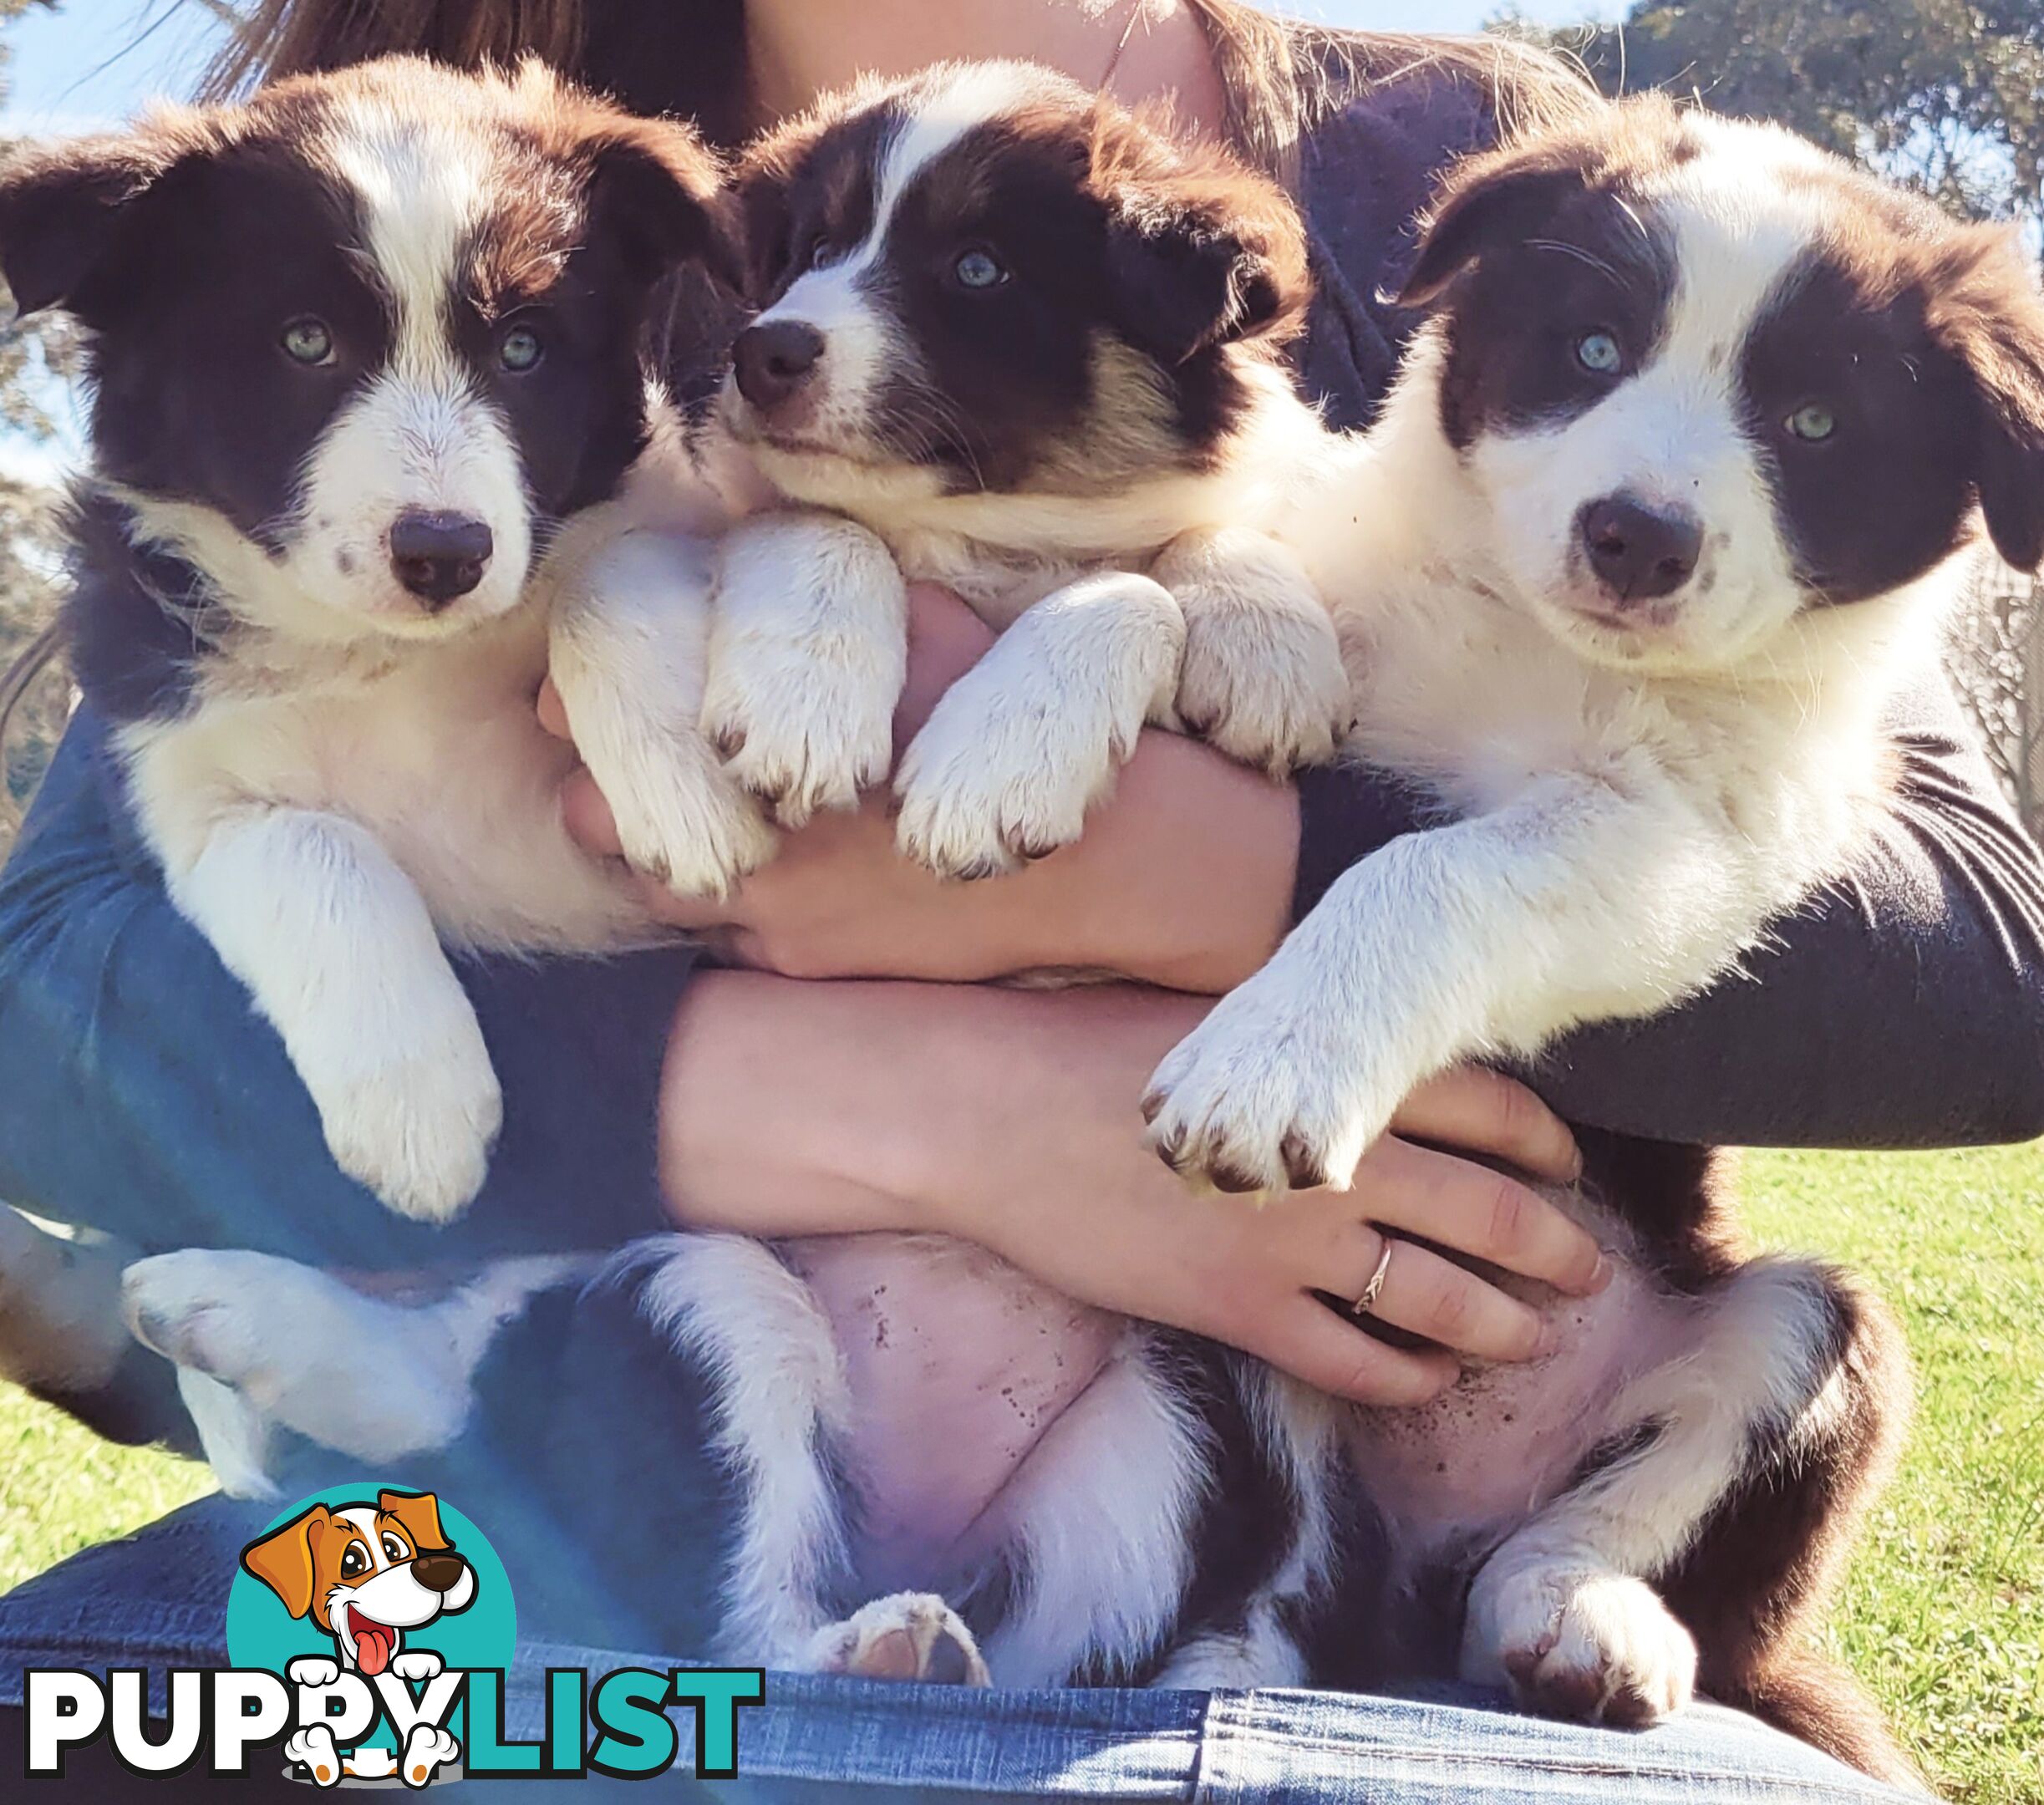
[1096,112,1310,366]
[379,1488,454,1554]
[0,128,189,321]
[581,114,740,295]
[1929,227,2044,572]
[240,1505,330,1623]
[1395,147,1591,311]
[1396,96,1694,310]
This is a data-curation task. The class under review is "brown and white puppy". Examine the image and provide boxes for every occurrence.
[700,60,1350,876]
[1148,97,2044,1192]
[0,58,765,1225]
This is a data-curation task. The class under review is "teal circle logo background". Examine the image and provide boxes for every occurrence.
[226,1484,516,1754]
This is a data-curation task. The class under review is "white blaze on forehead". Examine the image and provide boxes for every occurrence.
[1646,125,1838,380]
[796,61,1065,297]
[334,1506,387,1570]
[866,61,1064,252]
[287,98,532,630]
[750,62,1070,450]
[322,102,492,376]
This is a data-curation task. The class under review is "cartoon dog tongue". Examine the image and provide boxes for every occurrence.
[348,1606,395,1677]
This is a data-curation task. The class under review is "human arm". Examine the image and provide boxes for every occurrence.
[1287,670,2044,1148]
[1,711,1602,1402]
[1490,674,2044,1147]
[657,969,1604,1405]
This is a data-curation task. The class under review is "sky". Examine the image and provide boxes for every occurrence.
[8,1,1617,134]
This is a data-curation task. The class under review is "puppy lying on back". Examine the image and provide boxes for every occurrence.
[0,58,766,1223]
[1143,96,2044,1192]
[704,60,1350,876]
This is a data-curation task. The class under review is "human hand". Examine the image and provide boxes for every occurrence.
[541,585,1298,991]
[662,974,1603,1405]
[948,1047,1604,1406]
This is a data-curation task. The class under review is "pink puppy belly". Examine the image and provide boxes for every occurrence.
[780,1233,1123,1584]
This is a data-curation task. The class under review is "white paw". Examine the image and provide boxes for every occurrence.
[1466,1564,1697,1728]
[1152,526,1350,776]
[1142,958,1408,1194]
[705,521,906,829]
[389,1650,444,1682]
[893,687,1118,881]
[1175,603,1350,776]
[603,739,776,901]
[284,1726,343,1787]
[894,570,1180,879]
[801,1593,990,1686]
[889,583,1170,881]
[400,1723,462,1788]
[123,1253,273,1386]
[310,1025,503,1224]
[287,1656,341,1690]
[704,634,899,830]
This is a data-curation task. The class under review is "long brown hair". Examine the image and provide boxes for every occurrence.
[211,0,583,84]
[211,0,1591,175]
[210,0,753,145]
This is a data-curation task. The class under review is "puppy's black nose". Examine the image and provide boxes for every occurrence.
[411,1553,469,1594]
[733,320,825,413]
[1579,496,1703,605]
[389,511,493,608]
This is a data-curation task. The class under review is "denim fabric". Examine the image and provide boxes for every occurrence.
[0,1499,1922,1803]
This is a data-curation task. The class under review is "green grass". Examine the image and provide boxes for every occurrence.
[1,1144,2041,1800]
[1745,1145,2044,1804]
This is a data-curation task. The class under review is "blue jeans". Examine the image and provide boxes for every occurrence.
[0,1499,1923,1802]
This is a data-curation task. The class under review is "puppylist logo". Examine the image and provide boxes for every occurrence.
[23,1486,763,1786]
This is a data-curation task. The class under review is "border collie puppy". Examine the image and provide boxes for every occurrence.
[1146,97,2044,1193]
[111,92,1960,1788]
[0,58,768,1223]
[701,60,1351,875]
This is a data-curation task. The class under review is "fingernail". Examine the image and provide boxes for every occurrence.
[1533,1319,1562,1358]
[1588,1253,1614,1294]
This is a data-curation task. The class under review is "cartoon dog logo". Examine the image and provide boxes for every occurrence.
[241,1489,473,1786]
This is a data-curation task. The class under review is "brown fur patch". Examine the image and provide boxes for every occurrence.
[725,64,1312,492]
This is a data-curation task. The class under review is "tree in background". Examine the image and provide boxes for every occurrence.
[1496,0,2044,831]
[1516,1,2043,220]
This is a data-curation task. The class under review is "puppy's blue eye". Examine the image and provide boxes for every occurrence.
[498,325,543,373]
[1786,402,1837,443]
[953,247,1008,291]
[281,318,335,366]
[1574,330,1623,375]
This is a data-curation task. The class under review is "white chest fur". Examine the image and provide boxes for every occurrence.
[119,607,645,955]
